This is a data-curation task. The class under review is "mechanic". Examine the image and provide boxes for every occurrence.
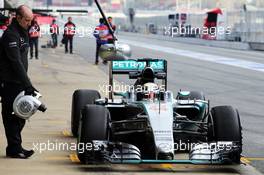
[0,5,38,159]
[28,16,40,59]
[107,16,116,32]
[106,16,116,44]
[0,14,9,37]
[93,18,108,65]
[63,17,76,54]
[50,19,59,48]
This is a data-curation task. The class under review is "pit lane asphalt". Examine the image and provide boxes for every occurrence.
[74,32,264,174]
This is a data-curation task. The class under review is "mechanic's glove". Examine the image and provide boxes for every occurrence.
[25,86,39,96]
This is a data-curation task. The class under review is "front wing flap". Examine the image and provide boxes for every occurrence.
[85,141,240,164]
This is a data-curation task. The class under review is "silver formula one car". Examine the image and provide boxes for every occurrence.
[70,0,242,165]
[71,58,242,165]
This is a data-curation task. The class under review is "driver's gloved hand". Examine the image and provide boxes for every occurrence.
[25,86,39,96]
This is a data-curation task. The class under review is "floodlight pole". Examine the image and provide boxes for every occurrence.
[109,61,113,100]
[94,0,115,100]
[94,0,115,39]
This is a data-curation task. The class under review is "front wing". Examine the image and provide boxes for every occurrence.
[81,141,241,164]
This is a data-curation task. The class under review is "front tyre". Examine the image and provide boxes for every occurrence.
[210,106,242,164]
[71,90,100,137]
[77,105,109,163]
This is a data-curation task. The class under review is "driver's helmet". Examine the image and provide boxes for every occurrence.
[143,83,159,100]
[141,67,155,84]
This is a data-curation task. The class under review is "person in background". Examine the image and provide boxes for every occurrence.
[64,17,76,54]
[9,12,16,25]
[50,19,59,48]
[0,15,9,31]
[107,16,116,44]
[107,16,116,32]
[28,16,40,59]
[93,18,108,65]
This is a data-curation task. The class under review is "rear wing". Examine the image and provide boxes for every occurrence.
[112,59,167,74]
[110,59,168,93]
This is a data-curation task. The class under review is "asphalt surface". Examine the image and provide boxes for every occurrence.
[73,32,264,173]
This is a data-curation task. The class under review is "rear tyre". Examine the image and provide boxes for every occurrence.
[210,106,242,164]
[77,105,109,164]
[71,90,100,137]
[177,91,205,100]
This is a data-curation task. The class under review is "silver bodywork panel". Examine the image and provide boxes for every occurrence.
[92,96,239,164]
[140,101,174,157]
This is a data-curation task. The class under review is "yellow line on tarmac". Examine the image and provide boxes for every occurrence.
[62,130,72,137]
[241,157,251,164]
[42,64,49,68]
[70,153,80,163]
[240,157,264,164]
[245,157,264,161]
[241,157,264,164]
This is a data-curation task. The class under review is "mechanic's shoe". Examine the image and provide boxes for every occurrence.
[6,149,34,159]
[95,61,99,65]
[22,149,35,157]
[103,60,108,65]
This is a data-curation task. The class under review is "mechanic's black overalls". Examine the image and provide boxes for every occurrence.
[0,19,32,154]
[64,35,73,53]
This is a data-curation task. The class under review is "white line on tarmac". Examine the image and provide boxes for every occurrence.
[120,39,264,73]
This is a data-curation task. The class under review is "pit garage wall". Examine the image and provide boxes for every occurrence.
[114,10,264,50]
[242,11,264,42]
[115,13,204,35]
[227,10,264,50]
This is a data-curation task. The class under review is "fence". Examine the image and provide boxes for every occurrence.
[242,10,264,43]
[116,10,264,44]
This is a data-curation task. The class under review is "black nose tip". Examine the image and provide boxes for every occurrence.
[38,104,47,112]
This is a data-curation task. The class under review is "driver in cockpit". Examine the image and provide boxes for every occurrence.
[134,67,155,86]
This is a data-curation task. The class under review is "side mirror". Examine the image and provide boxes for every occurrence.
[99,43,132,61]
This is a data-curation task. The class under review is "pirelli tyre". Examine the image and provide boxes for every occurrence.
[177,91,205,100]
[210,106,242,164]
[77,105,110,163]
[71,90,100,137]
